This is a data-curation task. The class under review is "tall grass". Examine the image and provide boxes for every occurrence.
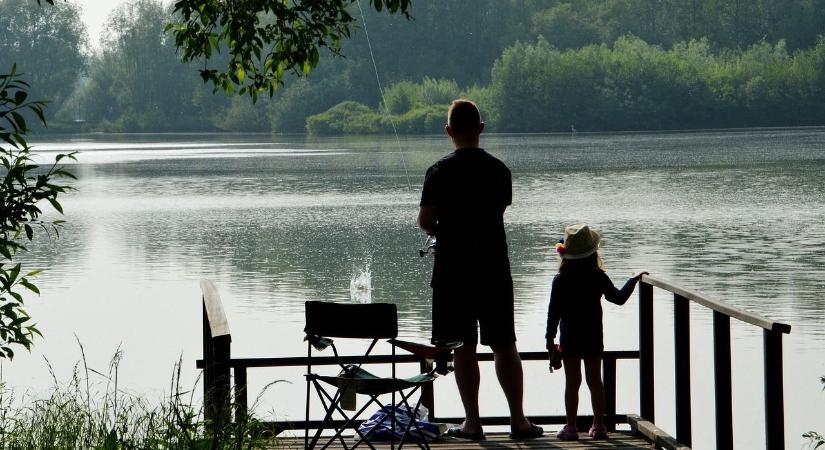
[0,348,278,450]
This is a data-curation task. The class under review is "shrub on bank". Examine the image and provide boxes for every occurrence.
[0,354,278,450]
[306,101,387,135]
[394,104,447,134]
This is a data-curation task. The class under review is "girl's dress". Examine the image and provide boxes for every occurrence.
[546,269,637,358]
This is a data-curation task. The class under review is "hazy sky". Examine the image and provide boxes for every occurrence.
[75,0,133,48]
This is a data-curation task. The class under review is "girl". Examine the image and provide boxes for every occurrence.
[545,224,647,440]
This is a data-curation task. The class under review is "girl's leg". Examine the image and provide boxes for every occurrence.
[562,357,582,427]
[583,357,605,427]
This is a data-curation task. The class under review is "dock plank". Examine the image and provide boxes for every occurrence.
[277,432,654,449]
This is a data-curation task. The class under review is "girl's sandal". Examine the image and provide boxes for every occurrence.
[589,424,608,439]
[556,425,579,441]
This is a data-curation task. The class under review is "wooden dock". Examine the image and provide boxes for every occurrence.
[275,432,655,449]
[198,274,792,450]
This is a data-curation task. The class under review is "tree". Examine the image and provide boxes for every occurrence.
[166,0,412,101]
[0,65,75,358]
[0,0,87,120]
[81,0,217,131]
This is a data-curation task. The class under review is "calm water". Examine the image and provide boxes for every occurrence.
[5,130,825,449]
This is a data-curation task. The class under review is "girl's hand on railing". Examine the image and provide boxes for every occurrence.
[632,271,650,282]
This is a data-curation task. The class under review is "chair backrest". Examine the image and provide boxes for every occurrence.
[305,301,398,339]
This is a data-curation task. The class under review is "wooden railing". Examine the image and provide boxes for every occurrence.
[639,275,791,450]
[200,276,792,449]
[198,279,639,434]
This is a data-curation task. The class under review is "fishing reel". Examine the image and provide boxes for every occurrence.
[418,235,436,257]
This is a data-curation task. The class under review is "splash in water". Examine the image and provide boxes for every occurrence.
[350,264,372,304]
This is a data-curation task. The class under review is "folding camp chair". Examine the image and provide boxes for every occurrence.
[303,301,457,450]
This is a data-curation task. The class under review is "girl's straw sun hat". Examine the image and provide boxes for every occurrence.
[555,224,600,260]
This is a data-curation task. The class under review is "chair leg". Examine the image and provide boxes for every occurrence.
[310,381,350,450]
[315,383,381,450]
[397,393,430,450]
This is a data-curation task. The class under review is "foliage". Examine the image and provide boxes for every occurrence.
[418,77,461,106]
[0,352,277,449]
[0,66,75,359]
[532,3,603,49]
[804,376,825,449]
[382,81,419,115]
[166,0,411,101]
[0,0,87,121]
[21,0,825,133]
[79,0,219,132]
[268,71,356,133]
[394,104,446,134]
[306,101,385,135]
[489,35,825,132]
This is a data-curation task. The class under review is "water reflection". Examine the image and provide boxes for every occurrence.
[8,129,825,449]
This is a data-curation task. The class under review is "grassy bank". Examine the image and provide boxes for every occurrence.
[0,350,278,450]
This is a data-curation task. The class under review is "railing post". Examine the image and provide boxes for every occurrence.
[674,294,692,446]
[203,302,215,422]
[420,360,435,421]
[234,366,248,424]
[713,311,733,450]
[764,329,785,450]
[639,281,655,423]
[211,334,232,435]
[603,355,617,432]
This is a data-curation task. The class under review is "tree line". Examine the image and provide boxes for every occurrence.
[2,0,824,134]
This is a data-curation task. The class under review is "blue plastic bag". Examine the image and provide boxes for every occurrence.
[357,404,442,442]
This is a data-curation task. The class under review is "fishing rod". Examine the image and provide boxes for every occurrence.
[356,0,436,259]
[355,0,412,192]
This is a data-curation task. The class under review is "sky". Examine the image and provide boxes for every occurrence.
[74,0,133,48]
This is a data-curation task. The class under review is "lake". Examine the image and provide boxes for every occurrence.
[5,129,825,449]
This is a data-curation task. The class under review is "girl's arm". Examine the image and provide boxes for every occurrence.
[602,272,647,305]
[546,275,563,343]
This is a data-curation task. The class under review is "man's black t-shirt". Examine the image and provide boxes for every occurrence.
[420,147,512,287]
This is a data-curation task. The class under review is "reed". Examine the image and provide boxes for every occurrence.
[0,348,279,450]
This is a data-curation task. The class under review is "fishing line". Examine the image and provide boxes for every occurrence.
[355,0,412,191]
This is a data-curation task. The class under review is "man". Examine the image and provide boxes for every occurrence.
[417,99,543,440]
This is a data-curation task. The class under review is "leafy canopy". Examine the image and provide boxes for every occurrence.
[166,0,411,101]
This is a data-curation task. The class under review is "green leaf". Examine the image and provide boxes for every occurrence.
[14,90,27,104]
[8,264,20,284]
[24,224,32,240]
[47,198,63,214]
[20,279,39,295]
[237,66,246,82]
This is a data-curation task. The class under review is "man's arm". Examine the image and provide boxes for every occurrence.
[417,206,437,235]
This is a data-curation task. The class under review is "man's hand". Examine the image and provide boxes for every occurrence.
[417,206,438,235]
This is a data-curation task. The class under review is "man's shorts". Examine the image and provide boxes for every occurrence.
[431,279,516,347]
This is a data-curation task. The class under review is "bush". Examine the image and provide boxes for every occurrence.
[419,77,461,106]
[394,104,447,134]
[382,81,420,115]
[306,101,387,135]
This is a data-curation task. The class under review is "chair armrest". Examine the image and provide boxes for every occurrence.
[304,334,334,351]
[388,339,462,375]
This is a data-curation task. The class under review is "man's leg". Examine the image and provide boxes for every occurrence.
[490,342,534,432]
[453,343,483,434]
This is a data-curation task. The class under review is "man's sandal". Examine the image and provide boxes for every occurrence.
[445,427,486,441]
[509,422,544,440]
